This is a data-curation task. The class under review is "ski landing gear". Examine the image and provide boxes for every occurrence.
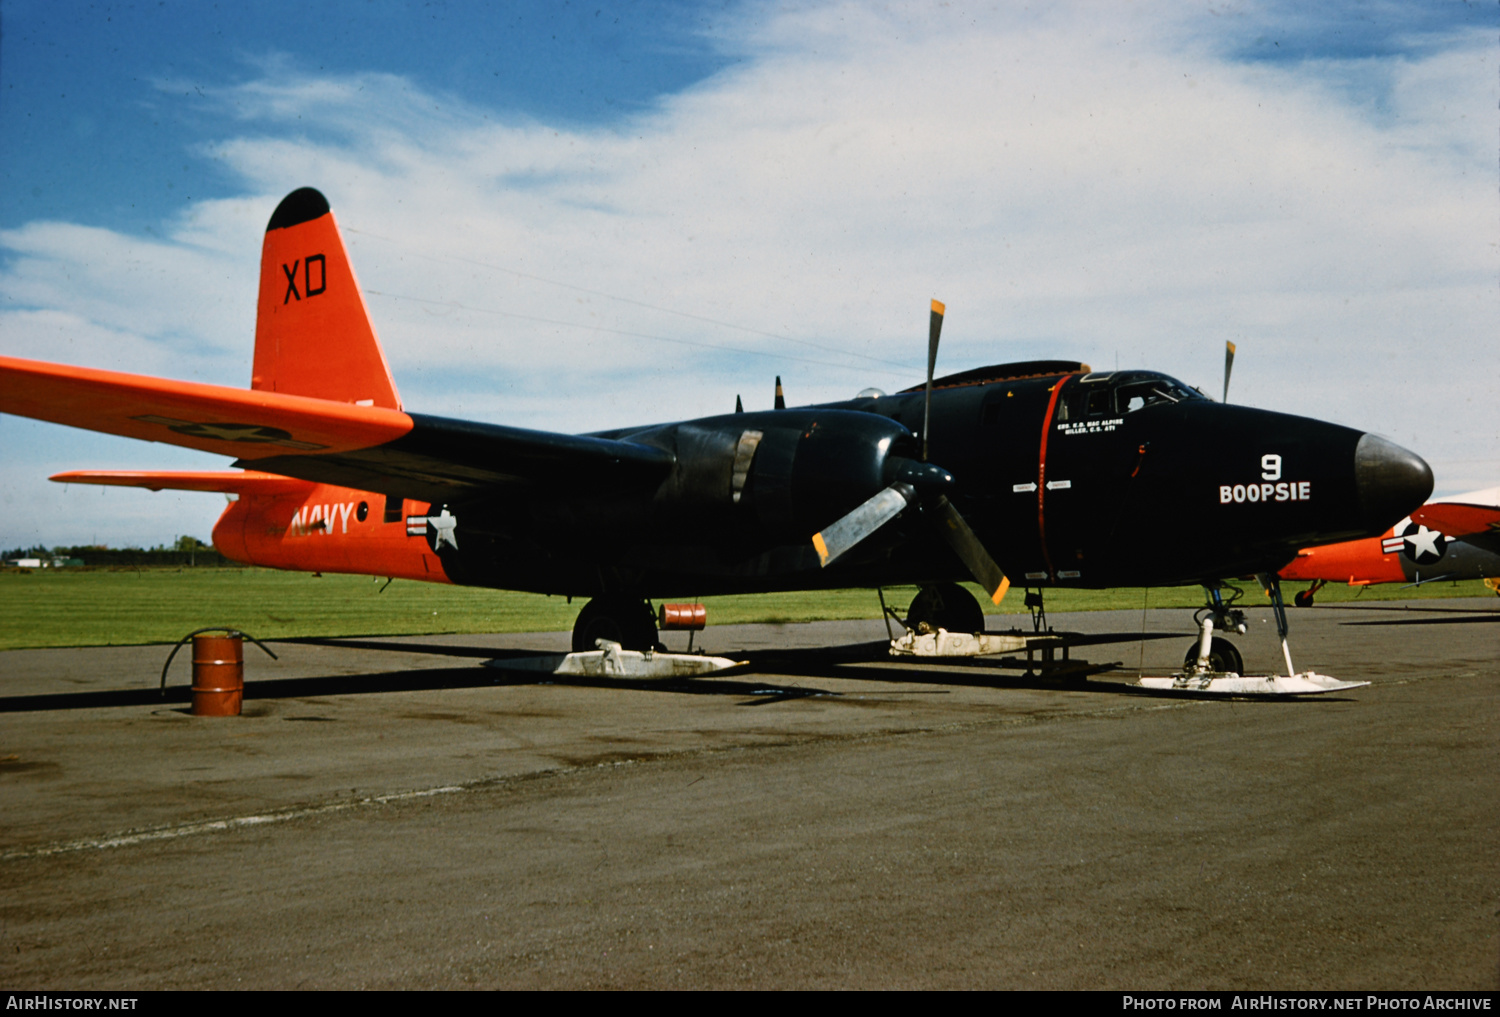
[1138,575,1369,696]
[888,582,1026,656]
[571,596,660,653]
[885,584,1110,681]
[903,582,986,635]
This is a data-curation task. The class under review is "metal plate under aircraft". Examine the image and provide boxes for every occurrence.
[1136,671,1370,696]
[490,640,744,680]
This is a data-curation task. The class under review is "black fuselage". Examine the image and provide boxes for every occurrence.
[425,365,1431,599]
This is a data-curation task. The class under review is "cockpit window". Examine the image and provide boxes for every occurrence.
[1063,372,1202,419]
[1115,376,1199,414]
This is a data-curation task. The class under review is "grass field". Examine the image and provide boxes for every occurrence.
[0,566,1491,651]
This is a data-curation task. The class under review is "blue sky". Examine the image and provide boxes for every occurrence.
[1,0,1496,548]
[2,1,738,234]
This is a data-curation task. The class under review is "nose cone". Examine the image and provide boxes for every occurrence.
[1354,433,1433,531]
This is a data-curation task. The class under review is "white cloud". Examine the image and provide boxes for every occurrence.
[2,2,1496,548]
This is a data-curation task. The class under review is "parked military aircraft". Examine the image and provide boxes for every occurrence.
[0,188,1435,668]
[1281,487,1500,605]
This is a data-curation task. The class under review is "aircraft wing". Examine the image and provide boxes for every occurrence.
[1411,487,1500,556]
[239,412,677,502]
[2,356,675,503]
[49,470,314,495]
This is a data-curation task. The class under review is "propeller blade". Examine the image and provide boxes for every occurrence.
[932,495,1011,605]
[812,484,915,568]
[1223,341,1236,404]
[774,375,785,410]
[922,300,944,460]
[735,394,743,413]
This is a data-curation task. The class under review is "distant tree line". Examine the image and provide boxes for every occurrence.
[2,536,244,568]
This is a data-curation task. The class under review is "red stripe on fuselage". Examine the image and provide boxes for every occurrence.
[1036,374,1075,580]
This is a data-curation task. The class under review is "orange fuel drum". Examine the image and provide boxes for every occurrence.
[658,604,707,630]
[191,634,244,717]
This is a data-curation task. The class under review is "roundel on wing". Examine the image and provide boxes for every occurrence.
[166,421,295,443]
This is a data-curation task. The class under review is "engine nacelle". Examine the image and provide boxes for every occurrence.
[743,410,914,536]
[620,409,914,542]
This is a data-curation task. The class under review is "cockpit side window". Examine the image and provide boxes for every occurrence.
[1057,387,1093,421]
[1060,385,1119,419]
[1061,373,1201,419]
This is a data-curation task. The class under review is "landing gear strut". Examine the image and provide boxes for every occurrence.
[1024,588,1047,633]
[572,596,659,653]
[1184,583,1246,675]
[1256,572,1299,678]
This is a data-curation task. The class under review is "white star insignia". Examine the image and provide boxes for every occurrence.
[429,509,459,550]
[1404,525,1442,559]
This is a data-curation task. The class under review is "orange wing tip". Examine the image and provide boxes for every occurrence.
[811,531,830,566]
[990,576,1011,605]
[1412,502,1500,538]
[0,354,413,457]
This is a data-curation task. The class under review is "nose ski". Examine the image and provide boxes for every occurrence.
[1136,575,1369,697]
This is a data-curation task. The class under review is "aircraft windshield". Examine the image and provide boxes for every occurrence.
[1114,376,1200,414]
[1059,372,1203,420]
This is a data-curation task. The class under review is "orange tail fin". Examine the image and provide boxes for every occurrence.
[252,188,402,410]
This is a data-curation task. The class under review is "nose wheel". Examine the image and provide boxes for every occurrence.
[1183,636,1243,675]
[1183,583,1247,675]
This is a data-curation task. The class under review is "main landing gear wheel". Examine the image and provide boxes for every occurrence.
[906,582,985,634]
[572,596,659,653]
[1183,636,1243,675]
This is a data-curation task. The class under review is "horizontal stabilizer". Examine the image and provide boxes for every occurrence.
[50,470,314,495]
[1,355,413,459]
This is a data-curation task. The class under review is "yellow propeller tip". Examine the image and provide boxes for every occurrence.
[811,531,830,565]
